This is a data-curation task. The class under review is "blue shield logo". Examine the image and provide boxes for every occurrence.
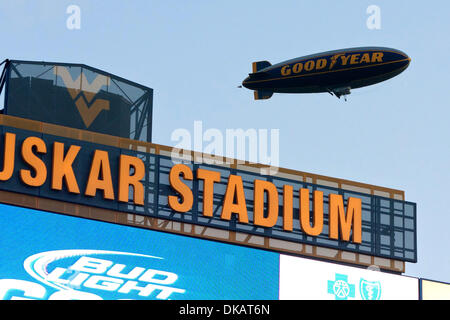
[359,278,381,300]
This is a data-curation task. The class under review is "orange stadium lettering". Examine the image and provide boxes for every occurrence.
[0,132,362,243]
[0,132,145,205]
[168,164,362,243]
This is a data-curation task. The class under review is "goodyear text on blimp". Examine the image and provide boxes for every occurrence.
[281,52,384,76]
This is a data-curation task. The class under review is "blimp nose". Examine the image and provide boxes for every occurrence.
[398,51,411,69]
[401,55,411,70]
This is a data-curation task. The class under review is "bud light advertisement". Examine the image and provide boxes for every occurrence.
[0,203,279,300]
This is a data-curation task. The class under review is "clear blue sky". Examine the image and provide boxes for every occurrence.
[0,0,449,283]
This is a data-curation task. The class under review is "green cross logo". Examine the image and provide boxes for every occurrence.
[327,273,355,300]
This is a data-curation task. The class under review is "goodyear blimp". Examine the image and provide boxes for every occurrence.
[241,47,411,100]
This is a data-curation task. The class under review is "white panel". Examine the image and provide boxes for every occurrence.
[279,254,418,300]
[421,280,450,300]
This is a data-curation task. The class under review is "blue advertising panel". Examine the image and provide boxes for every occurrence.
[0,203,279,300]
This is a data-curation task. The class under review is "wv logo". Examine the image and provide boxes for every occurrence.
[360,279,381,300]
[54,66,110,128]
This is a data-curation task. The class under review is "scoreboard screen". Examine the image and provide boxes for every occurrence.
[0,203,279,300]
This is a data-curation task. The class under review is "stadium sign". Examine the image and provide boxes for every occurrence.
[0,130,362,244]
[0,115,417,265]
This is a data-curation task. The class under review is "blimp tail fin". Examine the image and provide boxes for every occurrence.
[252,61,271,73]
[254,90,273,100]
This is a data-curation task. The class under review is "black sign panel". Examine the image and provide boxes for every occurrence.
[3,60,153,142]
